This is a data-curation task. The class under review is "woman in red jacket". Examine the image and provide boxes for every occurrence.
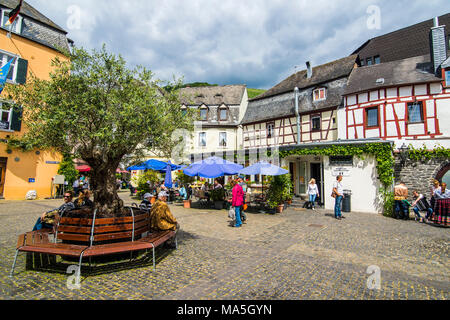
[232,177,245,228]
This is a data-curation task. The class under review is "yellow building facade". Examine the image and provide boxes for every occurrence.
[0,1,71,199]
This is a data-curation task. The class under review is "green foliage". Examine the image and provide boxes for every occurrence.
[210,187,225,202]
[175,171,195,185]
[382,189,395,218]
[408,144,450,162]
[266,174,293,209]
[5,45,195,212]
[132,171,161,198]
[57,154,79,187]
[164,82,218,92]
[247,88,267,99]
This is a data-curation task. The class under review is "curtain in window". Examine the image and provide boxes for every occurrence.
[408,103,422,123]
[199,133,206,147]
[219,132,227,147]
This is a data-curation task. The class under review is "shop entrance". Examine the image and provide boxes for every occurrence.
[310,162,324,206]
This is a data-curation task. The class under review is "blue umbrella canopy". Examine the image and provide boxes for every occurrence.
[127,159,182,172]
[239,161,289,176]
[183,156,243,178]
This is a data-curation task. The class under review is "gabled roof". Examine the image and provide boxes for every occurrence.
[344,55,441,95]
[0,0,67,33]
[352,13,450,64]
[251,55,358,101]
[179,85,246,106]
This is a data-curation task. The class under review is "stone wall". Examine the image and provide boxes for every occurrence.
[394,155,449,202]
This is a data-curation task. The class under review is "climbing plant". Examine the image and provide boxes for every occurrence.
[407,144,450,162]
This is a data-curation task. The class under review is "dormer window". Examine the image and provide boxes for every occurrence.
[1,9,23,34]
[313,88,326,102]
[181,106,187,116]
[199,107,208,121]
[219,106,228,121]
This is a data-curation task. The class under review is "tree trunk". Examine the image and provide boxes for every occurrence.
[89,163,124,216]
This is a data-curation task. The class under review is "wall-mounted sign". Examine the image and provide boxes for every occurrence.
[46,161,60,165]
[331,167,351,177]
[28,178,35,183]
[446,70,450,87]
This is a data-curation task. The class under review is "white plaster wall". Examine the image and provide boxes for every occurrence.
[324,155,382,214]
[337,107,346,140]
[436,98,450,139]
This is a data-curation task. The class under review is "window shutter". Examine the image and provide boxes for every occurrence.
[10,106,22,132]
[15,58,28,84]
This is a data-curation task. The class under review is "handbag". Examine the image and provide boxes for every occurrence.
[331,191,337,198]
[228,206,235,220]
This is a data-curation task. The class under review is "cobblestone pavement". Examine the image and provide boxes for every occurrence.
[0,191,448,300]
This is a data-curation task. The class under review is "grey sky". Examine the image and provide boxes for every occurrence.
[27,0,450,89]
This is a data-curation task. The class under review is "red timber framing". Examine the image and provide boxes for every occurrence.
[243,108,337,149]
[345,83,446,140]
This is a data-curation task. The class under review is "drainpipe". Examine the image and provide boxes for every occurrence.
[294,87,300,144]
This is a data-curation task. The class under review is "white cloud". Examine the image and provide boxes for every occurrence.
[25,0,450,89]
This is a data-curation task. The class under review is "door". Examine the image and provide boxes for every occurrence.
[298,162,307,194]
[310,163,323,205]
[289,162,296,194]
[0,158,7,197]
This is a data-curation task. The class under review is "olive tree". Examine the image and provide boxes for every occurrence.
[7,46,195,216]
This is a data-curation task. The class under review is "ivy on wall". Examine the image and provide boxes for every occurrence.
[279,143,395,188]
[407,145,450,162]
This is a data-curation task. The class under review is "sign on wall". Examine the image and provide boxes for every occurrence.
[445,70,450,87]
[331,167,351,177]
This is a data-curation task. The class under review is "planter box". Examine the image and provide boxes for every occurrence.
[183,200,191,209]
[214,201,224,210]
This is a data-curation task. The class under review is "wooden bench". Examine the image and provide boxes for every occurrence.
[10,207,177,277]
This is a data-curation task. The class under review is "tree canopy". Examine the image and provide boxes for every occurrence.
[7,45,195,215]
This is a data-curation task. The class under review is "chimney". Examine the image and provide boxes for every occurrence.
[430,16,447,75]
[306,61,313,79]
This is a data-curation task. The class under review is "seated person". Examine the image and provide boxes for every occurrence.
[140,193,153,210]
[178,185,188,200]
[74,189,94,208]
[434,182,450,199]
[33,191,75,231]
[150,192,179,248]
[411,191,433,222]
[213,179,223,190]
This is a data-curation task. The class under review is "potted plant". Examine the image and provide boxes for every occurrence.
[210,187,225,210]
[266,173,293,214]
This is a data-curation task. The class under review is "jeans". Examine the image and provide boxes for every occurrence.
[394,200,409,219]
[413,207,433,220]
[32,218,53,231]
[335,196,343,218]
[309,194,317,208]
[235,206,242,227]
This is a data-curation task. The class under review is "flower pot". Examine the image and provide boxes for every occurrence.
[183,199,191,209]
[276,204,284,213]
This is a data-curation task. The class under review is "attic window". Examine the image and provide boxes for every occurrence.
[215,94,223,97]
[1,9,22,34]
[313,88,326,102]
[196,94,205,98]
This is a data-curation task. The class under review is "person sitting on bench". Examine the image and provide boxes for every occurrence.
[74,189,94,208]
[411,191,433,223]
[140,193,153,210]
[32,191,75,231]
[150,192,179,248]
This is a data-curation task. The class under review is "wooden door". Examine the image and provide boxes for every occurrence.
[0,160,6,197]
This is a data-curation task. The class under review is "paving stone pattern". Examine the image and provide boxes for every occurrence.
[0,191,448,300]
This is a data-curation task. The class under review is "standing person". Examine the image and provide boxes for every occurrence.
[214,179,223,189]
[394,182,409,220]
[430,179,440,210]
[33,191,75,231]
[72,177,80,198]
[82,177,89,191]
[238,176,248,222]
[333,175,345,220]
[307,178,320,211]
[411,191,433,222]
[232,178,245,228]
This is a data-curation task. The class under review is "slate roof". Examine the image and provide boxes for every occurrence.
[179,85,246,106]
[1,0,66,33]
[344,55,442,95]
[0,0,69,51]
[352,13,450,64]
[241,55,357,124]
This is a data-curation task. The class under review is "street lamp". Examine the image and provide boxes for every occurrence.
[398,143,410,166]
